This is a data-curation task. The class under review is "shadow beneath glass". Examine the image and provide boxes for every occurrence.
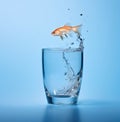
[42,105,81,122]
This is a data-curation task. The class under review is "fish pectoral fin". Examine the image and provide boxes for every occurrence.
[64,34,68,37]
[60,36,64,40]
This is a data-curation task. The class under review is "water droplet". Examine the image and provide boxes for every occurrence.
[80,13,83,16]
[71,42,74,45]
[67,8,70,11]
[64,72,67,75]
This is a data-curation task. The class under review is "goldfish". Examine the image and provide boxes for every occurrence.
[51,24,82,40]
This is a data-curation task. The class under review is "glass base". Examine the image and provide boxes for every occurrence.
[46,95,78,105]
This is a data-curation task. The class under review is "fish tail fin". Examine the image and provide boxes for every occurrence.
[72,25,82,35]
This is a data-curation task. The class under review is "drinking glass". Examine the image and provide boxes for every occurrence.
[42,48,83,104]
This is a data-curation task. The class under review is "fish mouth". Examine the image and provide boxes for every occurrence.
[51,32,55,35]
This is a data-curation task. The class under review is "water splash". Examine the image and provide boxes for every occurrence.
[56,34,83,96]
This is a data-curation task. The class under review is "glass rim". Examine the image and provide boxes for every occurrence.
[42,48,83,52]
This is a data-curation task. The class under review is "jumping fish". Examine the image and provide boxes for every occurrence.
[51,24,82,40]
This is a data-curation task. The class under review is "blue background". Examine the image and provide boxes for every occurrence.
[0,0,120,106]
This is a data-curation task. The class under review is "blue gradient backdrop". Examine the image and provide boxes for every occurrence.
[0,0,120,106]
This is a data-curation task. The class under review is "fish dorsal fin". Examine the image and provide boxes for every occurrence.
[64,23,71,27]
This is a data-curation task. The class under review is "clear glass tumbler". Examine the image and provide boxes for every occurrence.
[42,48,83,105]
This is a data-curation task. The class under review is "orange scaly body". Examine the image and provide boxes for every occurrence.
[51,25,81,40]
